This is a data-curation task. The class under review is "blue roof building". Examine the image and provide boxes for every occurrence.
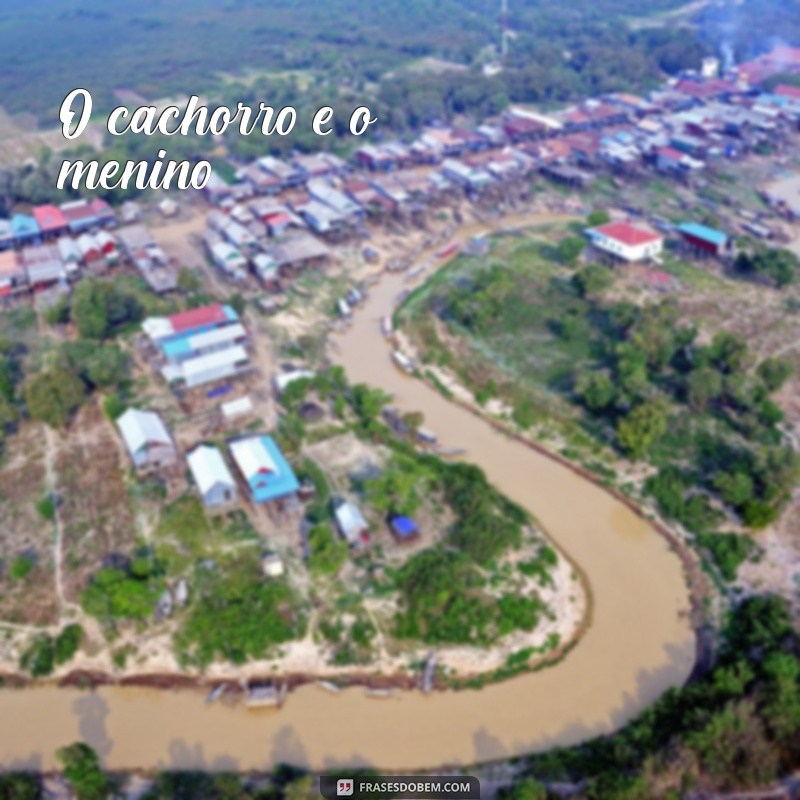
[677,222,728,255]
[390,515,420,541]
[229,435,299,504]
[11,213,41,245]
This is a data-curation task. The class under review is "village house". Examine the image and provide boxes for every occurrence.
[56,237,81,277]
[268,233,330,275]
[143,303,240,346]
[162,345,250,389]
[257,156,305,189]
[0,251,25,296]
[677,222,730,258]
[307,179,365,222]
[116,408,177,471]
[77,233,104,270]
[587,222,663,264]
[441,159,493,193]
[206,236,248,282]
[32,204,69,240]
[334,500,369,546]
[187,444,238,508]
[229,435,300,507]
[22,245,66,289]
[117,224,176,293]
[60,198,116,233]
[11,213,41,246]
[160,321,249,366]
[251,253,281,290]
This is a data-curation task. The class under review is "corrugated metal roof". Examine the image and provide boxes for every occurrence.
[117,408,171,455]
[678,222,727,247]
[230,435,299,502]
[187,445,235,495]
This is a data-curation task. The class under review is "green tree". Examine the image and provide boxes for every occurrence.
[555,235,585,266]
[709,331,750,375]
[586,209,611,227]
[572,265,612,297]
[71,279,143,340]
[308,523,348,576]
[616,400,668,459]
[757,356,793,392]
[56,743,109,800]
[687,367,723,411]
[54,624,84,665]
[24,368,86,429]
[576,370,617,411]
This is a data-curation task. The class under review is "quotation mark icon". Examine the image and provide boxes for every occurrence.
[337,779,354,797]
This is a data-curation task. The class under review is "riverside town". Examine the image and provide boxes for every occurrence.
[3,1,800,797]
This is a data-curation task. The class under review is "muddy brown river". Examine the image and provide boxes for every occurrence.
[0,248,695,772]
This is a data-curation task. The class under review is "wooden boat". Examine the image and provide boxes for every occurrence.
[316,680,341,694]
[364,687,397,699]
[205,684,227,705]
[392,350,414,374]
[245,682,287,709]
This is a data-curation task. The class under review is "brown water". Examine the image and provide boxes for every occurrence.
[0,260,695,773]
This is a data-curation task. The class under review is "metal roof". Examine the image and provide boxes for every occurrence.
[187,445,235,495]
[117,408,171,455]
[677,222,727,247]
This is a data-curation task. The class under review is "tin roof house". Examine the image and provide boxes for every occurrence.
[32,205,69,239]
[187,444,237,508]
[229,435,299,506]
[116,408,177,470]
[11,213,41,246]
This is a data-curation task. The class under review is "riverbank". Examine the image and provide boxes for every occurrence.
[0,209,696,772]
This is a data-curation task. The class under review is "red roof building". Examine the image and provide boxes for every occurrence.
[168,304,230,333]
[32,204,68,237]
[589,222,663,263]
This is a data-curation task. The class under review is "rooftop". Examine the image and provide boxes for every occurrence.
[592,222,662,247]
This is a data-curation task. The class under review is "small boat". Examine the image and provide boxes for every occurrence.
[205,684,227,705]
[434,447,467,460]
[316,680,341,694]
[245,682,287,709]
[416,428,438,446]
[421,651,437,694]
[338,298,352,319]
[436,241,460,259]
[381,316,394,337]
[364,687,397,699]
[392,350,414,374]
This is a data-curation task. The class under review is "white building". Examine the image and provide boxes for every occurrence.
[187,445,237,507]
[116,408,176,470]
[334,501,369,545]
[162,345,250,389]
[587,222,663,263]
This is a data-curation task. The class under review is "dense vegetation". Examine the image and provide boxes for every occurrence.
[0,0,710,125]
[517,595,800,798]
[401,232,798,582]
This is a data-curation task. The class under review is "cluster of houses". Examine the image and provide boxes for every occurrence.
[141,302,251,390]
[185,47,799,291]
[584,218,732,265]
[115,402,421,579]
[116,406,299,514]
[0,196,183,300]
[0,199,120,297]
